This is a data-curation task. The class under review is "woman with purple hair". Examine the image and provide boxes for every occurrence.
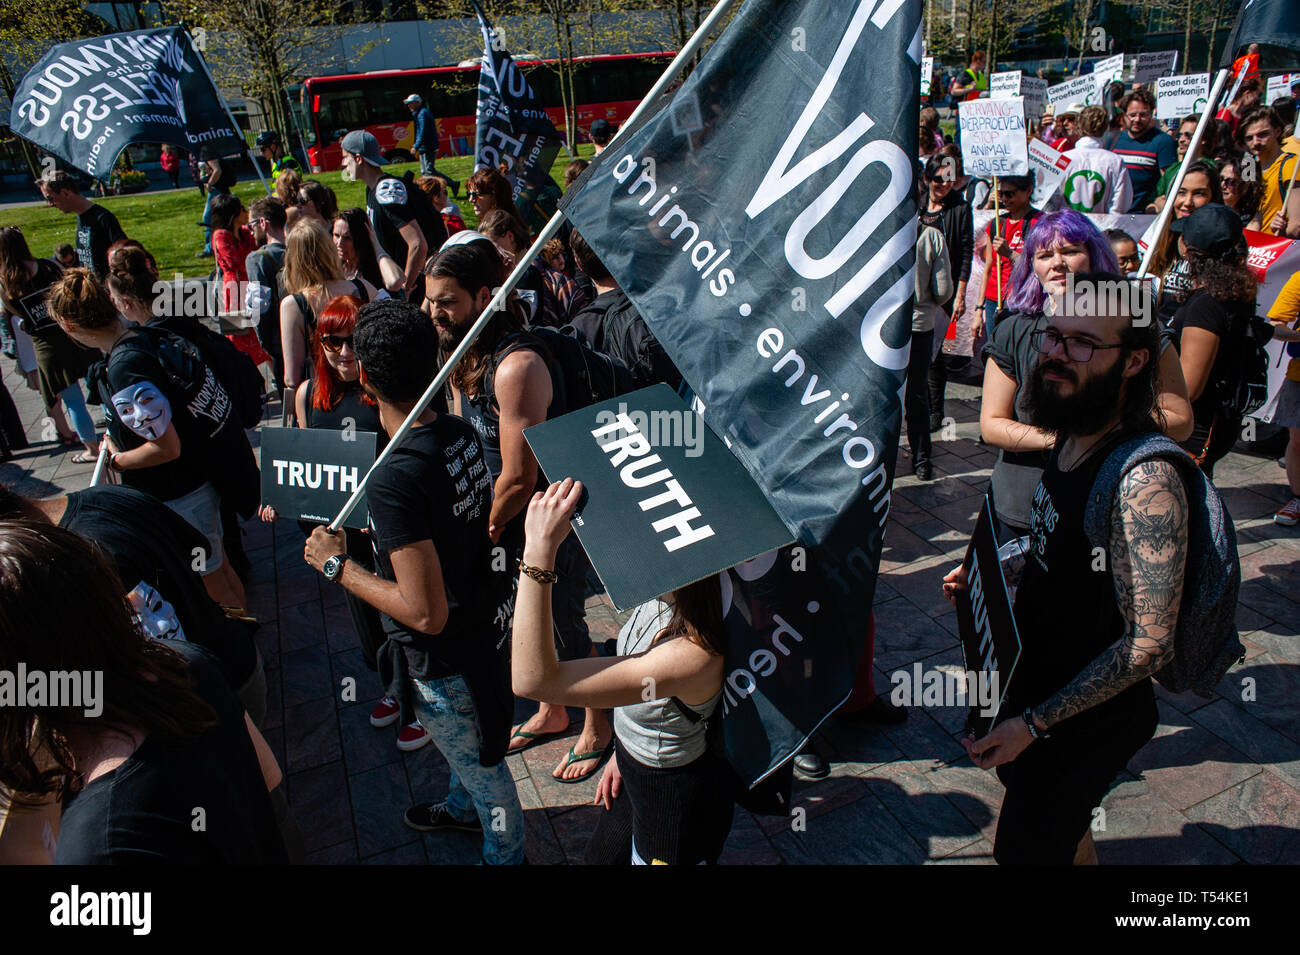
[979,209,1193,540]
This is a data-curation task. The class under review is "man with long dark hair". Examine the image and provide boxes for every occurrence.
[424,239,611,783]
[945,272,1189,865]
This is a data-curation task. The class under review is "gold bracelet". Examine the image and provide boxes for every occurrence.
[518,561,558,584]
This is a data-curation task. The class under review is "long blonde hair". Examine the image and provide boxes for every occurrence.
[283,218,343,295]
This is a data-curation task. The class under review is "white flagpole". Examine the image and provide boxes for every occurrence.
[89,441,110,487]
[1136,68,1231,279]
[326,0,744,532]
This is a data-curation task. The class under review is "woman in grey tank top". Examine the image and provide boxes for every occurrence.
[511,479,735,864]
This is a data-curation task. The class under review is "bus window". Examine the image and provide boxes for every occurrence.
[318,89,367,143]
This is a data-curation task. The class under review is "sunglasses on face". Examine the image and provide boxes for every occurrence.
[1221,177,1239,187]
[467,190,482,199]
[320,334,354,353]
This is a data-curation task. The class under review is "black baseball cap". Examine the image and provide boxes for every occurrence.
[1169,203,1246,259]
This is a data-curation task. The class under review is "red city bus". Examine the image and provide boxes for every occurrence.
[301,51,675,172]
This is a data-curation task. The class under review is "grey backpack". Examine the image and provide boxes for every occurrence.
[1083,433,1244,697]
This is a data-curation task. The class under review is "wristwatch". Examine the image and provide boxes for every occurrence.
[322,553,350,582]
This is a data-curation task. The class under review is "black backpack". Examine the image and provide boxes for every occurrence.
[154,316,266,430]
[484,327,633,418]
[1083,433,1244,697]
[1217,306,1275,420]
[572,292,681,392]
[103,327,261,519]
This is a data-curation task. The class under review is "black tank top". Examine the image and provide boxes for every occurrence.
[461,337,559,480]
[306,379,386,451]
[293,280,370,336]
[1007,431,1156,737]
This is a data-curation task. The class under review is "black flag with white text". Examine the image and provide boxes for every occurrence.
[9,26,245,180]
[468,0,564,222]
[560,0,922,787]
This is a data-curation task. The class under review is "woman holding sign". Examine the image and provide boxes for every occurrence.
[0,228,100,462]
[512,478,734,866]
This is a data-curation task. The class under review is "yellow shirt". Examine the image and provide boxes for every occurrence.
[1259,152,1298,236]
[1267,270,1300,381]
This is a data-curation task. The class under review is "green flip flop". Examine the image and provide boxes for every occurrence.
[508,724,565,754]
[554,743,612,784]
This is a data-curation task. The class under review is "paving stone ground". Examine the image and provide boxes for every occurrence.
[5,352,1298,865]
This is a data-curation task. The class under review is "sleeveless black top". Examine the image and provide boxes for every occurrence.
[460,336,560,480]
[293,279,370,336]
[1006,433,1158,742]
[306,379,385,450]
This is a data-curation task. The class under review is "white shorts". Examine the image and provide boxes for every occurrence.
[165,482,224,573]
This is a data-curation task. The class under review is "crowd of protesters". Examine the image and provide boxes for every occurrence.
[0,65,1298,870]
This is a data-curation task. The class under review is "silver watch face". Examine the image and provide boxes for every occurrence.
[323,555,342,580]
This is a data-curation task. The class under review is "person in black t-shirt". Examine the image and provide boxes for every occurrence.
[47,268,250,612]
[0,480,265,726]
[0,522,288,865]
[340,130,446,304]
[1166,203,1257,479]
[38,171,125,278]
[945,274,1186,866]
[302,298,524,864]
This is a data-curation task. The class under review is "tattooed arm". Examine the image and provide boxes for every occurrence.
[1031,460,1187,730]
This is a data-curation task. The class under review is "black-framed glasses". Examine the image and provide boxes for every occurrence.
[466,189,482,199]
[1031,327,1124,363]
[320,334,354,353]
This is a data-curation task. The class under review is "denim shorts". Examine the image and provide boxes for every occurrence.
[165,481,224,572]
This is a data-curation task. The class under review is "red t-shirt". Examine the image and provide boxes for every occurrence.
[983,212,1039,302]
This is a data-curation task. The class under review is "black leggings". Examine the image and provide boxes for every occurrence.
[583,742,735,865]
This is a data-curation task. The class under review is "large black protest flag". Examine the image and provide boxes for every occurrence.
[1219,0,1300,67]
[561,0,923,785]
[9,27,245,180]
[468,0,564,220]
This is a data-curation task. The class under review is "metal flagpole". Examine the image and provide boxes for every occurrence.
[89,442,110,487]
[326,0,744,532]
[185,26,273,197]
[1136,68,1231,279]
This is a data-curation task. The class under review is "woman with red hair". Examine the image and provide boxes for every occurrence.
[259,296,428,751]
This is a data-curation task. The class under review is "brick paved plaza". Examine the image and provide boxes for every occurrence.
[5,357,1298,865]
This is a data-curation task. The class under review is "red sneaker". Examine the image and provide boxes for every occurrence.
[396,721,431,752]
[369,696,400,728]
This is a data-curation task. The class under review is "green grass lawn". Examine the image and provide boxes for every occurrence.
[1,146,597,280]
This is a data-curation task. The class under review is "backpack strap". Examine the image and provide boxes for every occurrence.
[350,279,369,303]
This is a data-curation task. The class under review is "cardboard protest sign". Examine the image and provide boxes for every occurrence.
[1244,232,1300,424]
[1028,137,1070,207]
[959,97,1029,177]
[261,427,378,529]
[1047,73,1102,112]
[956,497,1021,739]
[1155,73,1210,121]
[1092,53,1126,92]
[1266,73,1299,105]
[922,56,933,97]
[989,71,1022,99]
[1135,51,1178,83]
[525,385,793,611]
[1021,77,1048,122]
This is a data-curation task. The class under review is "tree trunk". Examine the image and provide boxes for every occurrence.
[987,0,997,72]
[1184,0,1193,76]
[1207,0,1222,73]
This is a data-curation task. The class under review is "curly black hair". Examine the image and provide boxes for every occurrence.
[353,298,439,404]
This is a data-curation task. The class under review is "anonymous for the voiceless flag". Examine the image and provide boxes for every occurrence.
[560,0,922,786]
[468,0,563,222]
[9,26,245,179]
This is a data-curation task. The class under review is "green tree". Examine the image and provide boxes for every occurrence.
[0,0,103,178]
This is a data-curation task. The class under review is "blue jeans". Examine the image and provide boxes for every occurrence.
[201,186,229,255]
[58,382,97,444]
[410,673,525,865]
